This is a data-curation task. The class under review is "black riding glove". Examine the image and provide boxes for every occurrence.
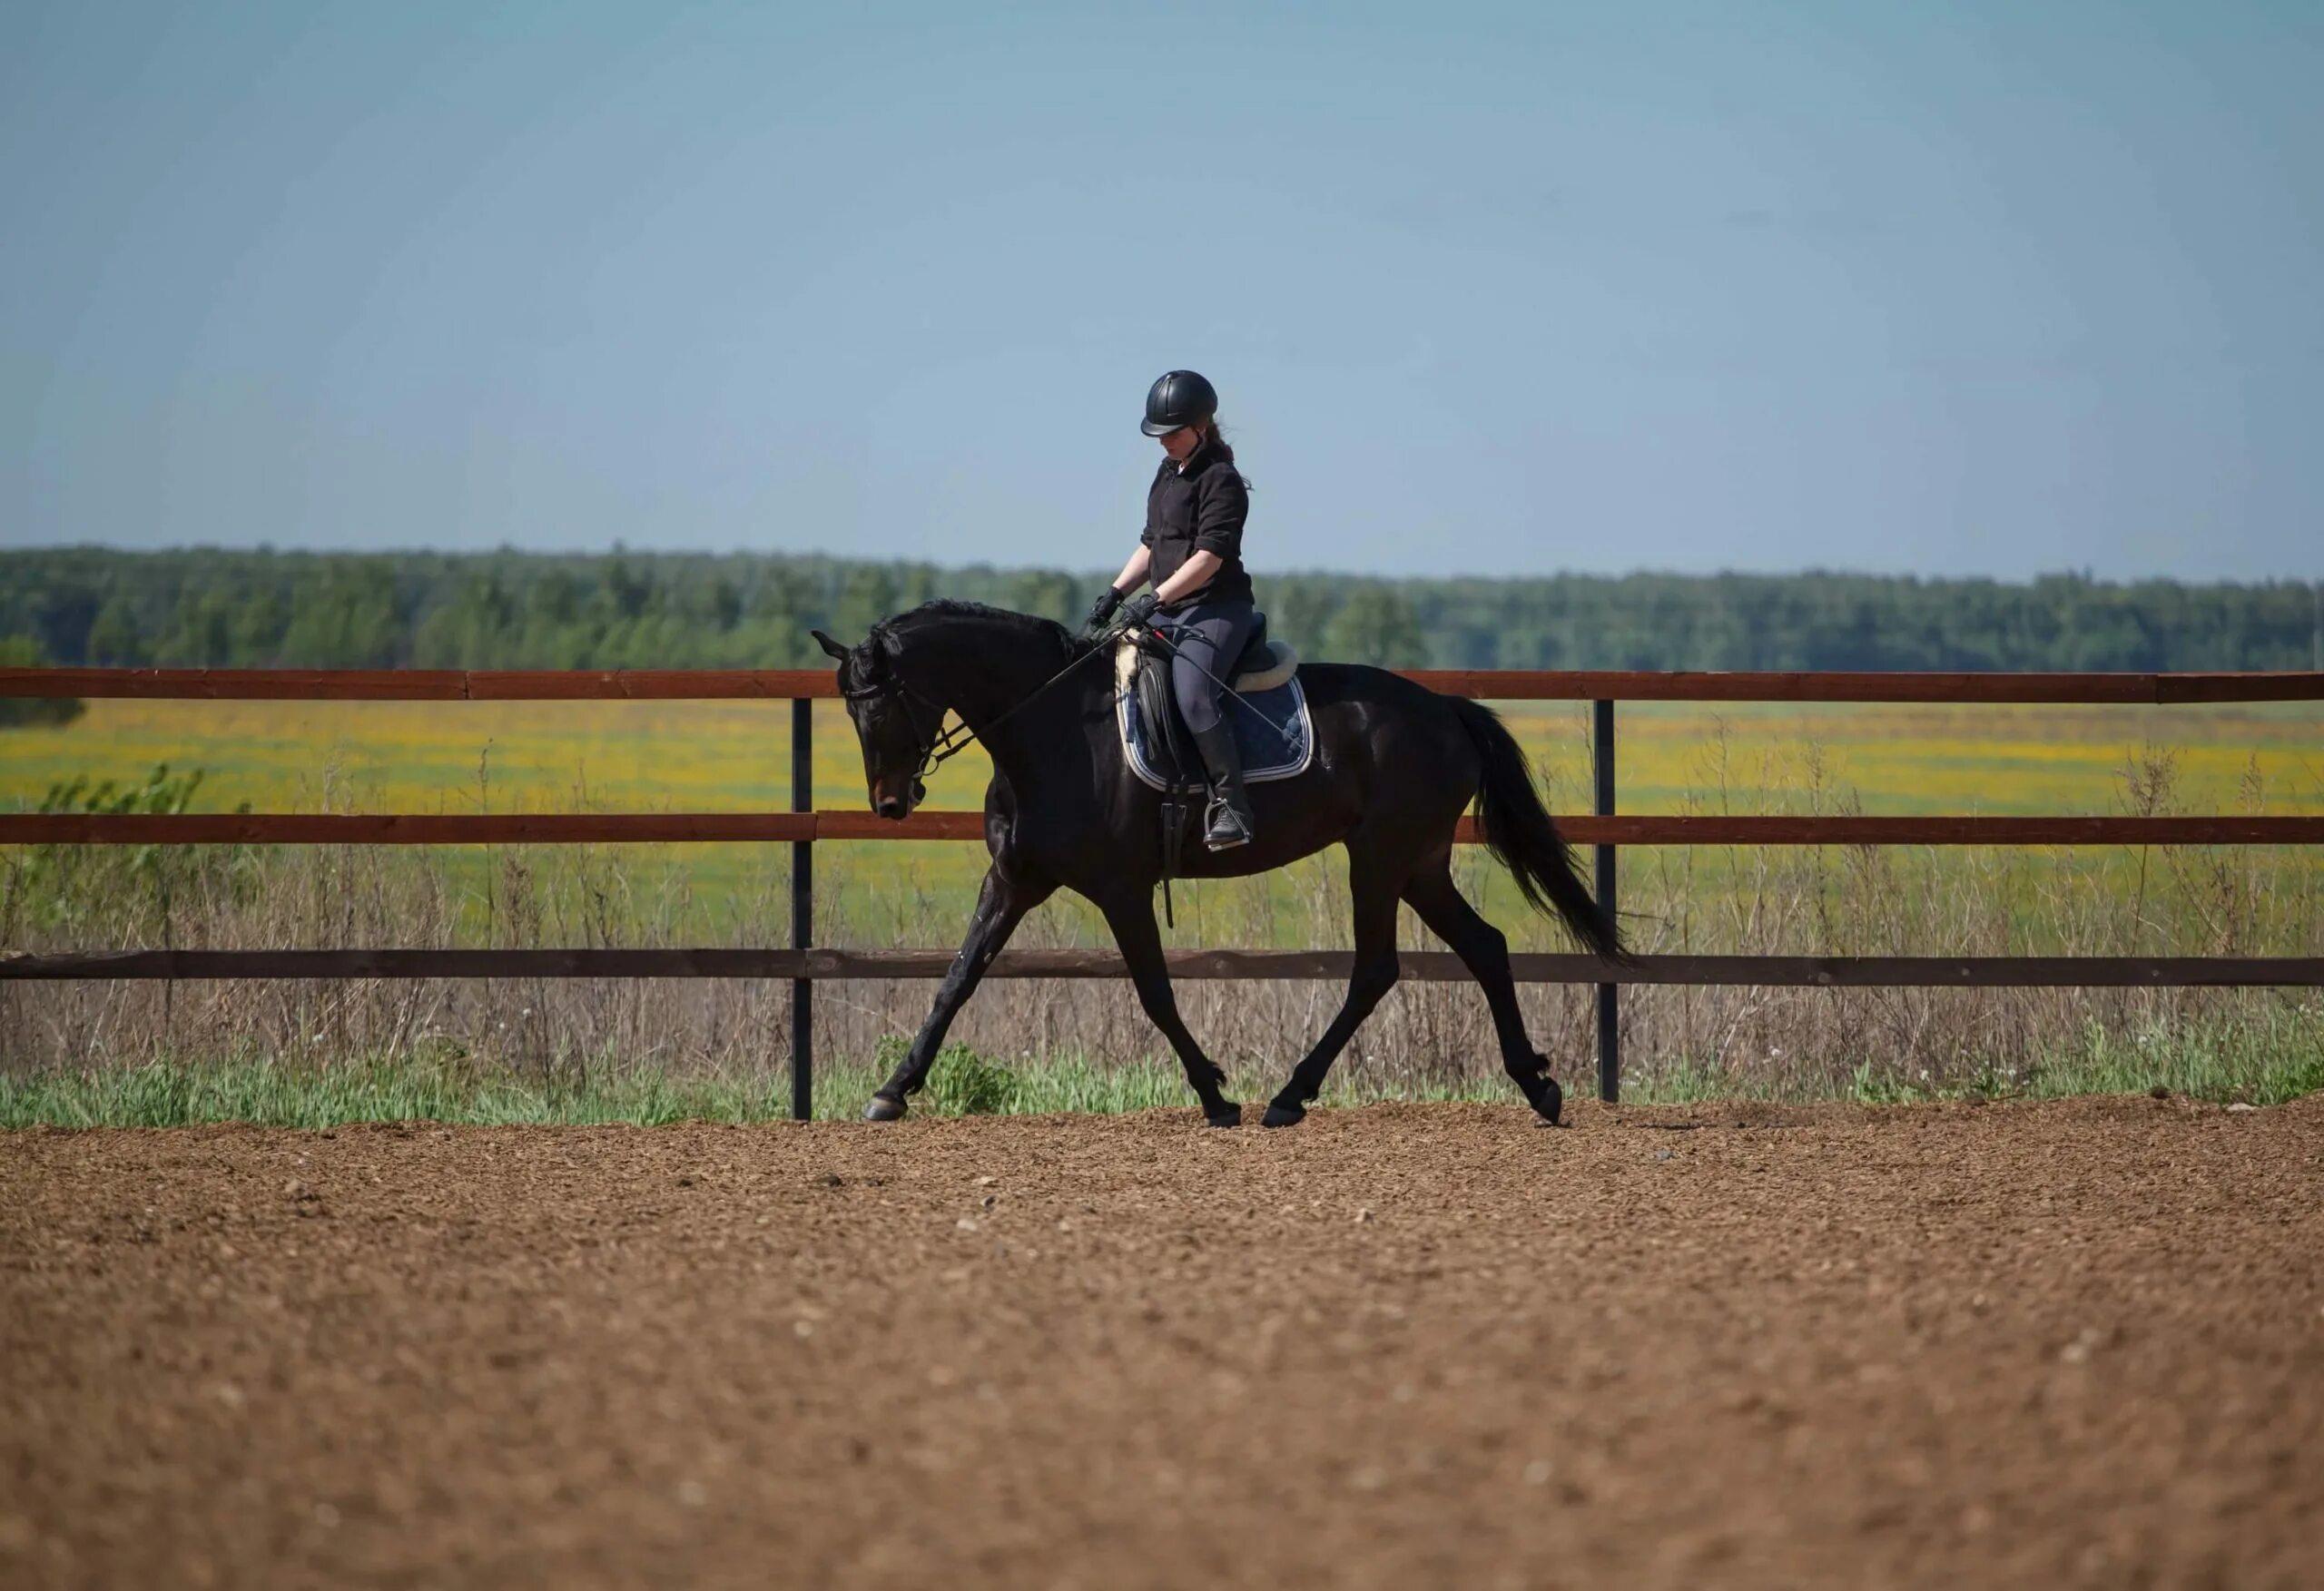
[1118,592,1161,630]
[1084,586,1128,635]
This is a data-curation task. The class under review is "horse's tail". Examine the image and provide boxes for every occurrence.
[1450,697,1629,963]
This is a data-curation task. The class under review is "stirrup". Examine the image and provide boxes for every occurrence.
[1204,798,1254,851]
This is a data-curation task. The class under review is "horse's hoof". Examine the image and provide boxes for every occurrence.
[1261,1103,1305,1129]
[1205,1102,1242,1129]
[1517,1065,1563,1127]
[1532,1076,1564,1127]
[862,1095,908,1123]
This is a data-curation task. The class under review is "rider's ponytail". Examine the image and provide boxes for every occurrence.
[1204,418,1248,487]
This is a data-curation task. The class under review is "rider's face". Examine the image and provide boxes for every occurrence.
[1158,425,1202,463]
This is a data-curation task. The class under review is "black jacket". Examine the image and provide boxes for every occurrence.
[1141,438,1253,605]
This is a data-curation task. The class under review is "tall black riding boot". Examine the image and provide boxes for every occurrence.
[1189,721,1256,850]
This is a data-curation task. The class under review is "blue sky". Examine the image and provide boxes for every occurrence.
[3,2,2318,579]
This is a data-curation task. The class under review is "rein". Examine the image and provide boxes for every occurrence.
[845,628,1123,784]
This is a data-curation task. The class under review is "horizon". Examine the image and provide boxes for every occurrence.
[5,5,2319,583]
[9,539,2324,594]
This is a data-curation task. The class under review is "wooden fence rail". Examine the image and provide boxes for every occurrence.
[9,812,2324,848]
[7,666,2324,703]
[8,948,2324,988]
[6,665,2323,1114]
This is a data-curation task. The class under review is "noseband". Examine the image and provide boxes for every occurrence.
[842,674,978,786]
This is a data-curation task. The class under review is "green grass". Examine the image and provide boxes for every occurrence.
[6,1016,2317,1130]
[0,1048,1512,1130]
[1856,1007,2324,1108]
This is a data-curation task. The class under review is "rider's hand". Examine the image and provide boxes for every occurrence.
[1083,586,1128,635]
[1118,592,1160,630]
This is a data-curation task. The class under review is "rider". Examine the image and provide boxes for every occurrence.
[1084,369,1257,851]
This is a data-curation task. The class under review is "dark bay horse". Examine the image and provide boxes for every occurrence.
[813,602,1624,1128]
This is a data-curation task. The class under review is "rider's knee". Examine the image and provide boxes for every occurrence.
[1175,675,1224,733]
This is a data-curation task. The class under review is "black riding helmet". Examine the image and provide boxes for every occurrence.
[1141,369,1218,437]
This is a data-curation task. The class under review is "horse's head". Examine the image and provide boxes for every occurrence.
[813,627,930,820]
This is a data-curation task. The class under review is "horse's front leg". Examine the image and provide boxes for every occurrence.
[864,862,1053,1121]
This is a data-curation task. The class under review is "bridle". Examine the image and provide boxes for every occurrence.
[842,629,1124,787]
[842,673,978,786]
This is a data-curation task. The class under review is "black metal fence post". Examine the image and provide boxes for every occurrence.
[790,698,814,1121]
[1592,699,1620,1105]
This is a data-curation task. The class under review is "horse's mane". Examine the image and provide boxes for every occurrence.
[870,599,1095,663]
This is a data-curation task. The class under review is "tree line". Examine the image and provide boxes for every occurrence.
[3,546,2319,680]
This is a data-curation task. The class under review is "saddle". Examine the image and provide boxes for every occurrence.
[1113,613,1313,916]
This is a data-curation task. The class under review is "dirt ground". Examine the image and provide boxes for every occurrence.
[4,1096,2320,1590]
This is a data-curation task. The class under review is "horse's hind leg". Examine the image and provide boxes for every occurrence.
[1402,857,1564,1125]
[1097,890,1242,1127]
[1261,852,1403,1128]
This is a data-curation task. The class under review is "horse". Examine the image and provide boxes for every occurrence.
[812,601,1625,1129]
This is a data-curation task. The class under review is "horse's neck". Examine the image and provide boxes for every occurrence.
[898,623,1067,730]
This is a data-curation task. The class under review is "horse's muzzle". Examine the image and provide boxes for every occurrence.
[872,780,928,820]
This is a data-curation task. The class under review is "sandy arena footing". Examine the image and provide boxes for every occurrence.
[5,1095,2321,1588]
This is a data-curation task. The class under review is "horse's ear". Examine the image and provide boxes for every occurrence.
[811,629,849,661]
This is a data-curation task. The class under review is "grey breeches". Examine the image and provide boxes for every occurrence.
[1162,598,1254,736]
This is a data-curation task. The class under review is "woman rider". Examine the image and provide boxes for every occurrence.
[1083,369,1257,851]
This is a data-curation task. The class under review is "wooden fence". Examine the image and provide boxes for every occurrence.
[5,665,2323,1115]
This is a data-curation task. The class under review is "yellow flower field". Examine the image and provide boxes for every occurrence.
[5,696,2319,819]
[6,692,2316,942]
[4,695,2319,826]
